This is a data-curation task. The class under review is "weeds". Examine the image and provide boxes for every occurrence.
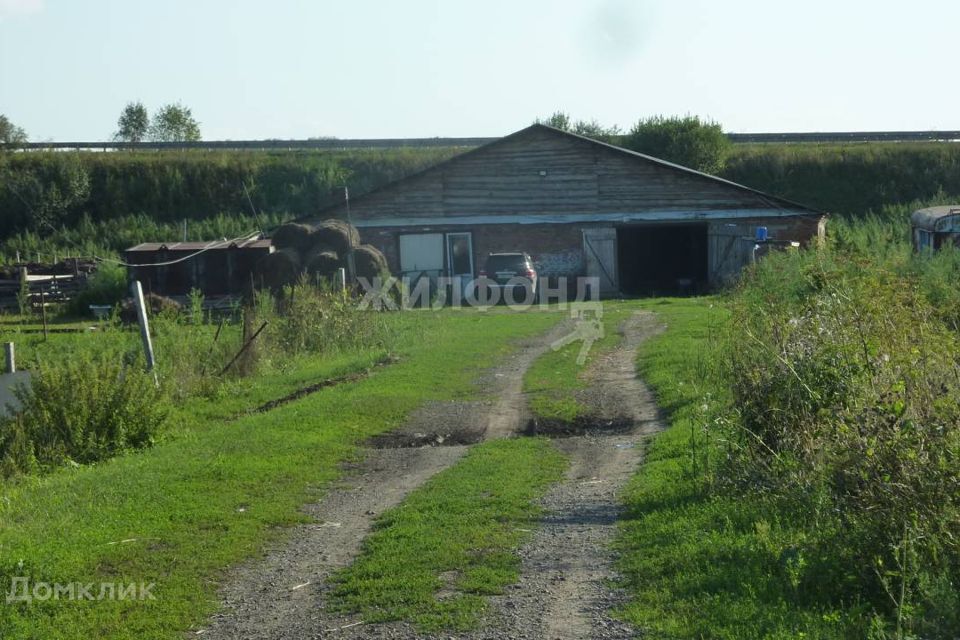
[721,246,960,637]
[0,355,167,476]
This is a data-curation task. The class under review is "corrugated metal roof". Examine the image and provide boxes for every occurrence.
[911,205,960,231]
[126,238,272,252]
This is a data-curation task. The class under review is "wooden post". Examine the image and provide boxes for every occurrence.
[131,280,157,373]
[220,321,268,376]
[343,187,357,284]
[336,267,347,293]
[18,267,28,318]
[4,343,14,374]
[199,317,226,377]
[40,288,48,340]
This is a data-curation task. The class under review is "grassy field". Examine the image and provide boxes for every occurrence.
[0,309,560,639]
[328,437,566,631]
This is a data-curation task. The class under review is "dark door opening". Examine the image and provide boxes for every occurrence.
[617,224,708,296]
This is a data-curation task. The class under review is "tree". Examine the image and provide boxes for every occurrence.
[538,111,572,131]
[623,115,730,174]
[149,103,201,142]
[570,119,621,144]
[114,101,149,142]
[0,114,28,145]
[1,153,91,231]
[535,111,621,143]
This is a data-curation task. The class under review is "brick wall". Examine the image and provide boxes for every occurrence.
[359,214,826,280]
[359,223,588,278]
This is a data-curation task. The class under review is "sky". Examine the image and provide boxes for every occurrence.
[0,0,957,141]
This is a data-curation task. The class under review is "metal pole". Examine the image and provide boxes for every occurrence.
[131,280,157,374]
[4,343,14,374]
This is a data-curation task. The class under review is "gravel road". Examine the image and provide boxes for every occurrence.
[195,319,572,639]
[465,311,666,640]
[195,311,664,640]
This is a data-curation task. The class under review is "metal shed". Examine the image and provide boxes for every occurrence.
[124,237,273,298]
[911,206,960,251]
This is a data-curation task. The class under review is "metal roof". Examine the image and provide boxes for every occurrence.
[911,206,960,231]
[126,238,272,252]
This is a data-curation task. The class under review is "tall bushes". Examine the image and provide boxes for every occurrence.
[722,143,960,216]
[723,247,960,637]
[0,147,463,241]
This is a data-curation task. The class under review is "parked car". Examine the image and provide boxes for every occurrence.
[478,252,538,303]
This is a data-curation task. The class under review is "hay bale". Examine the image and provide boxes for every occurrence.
[305,249,342,278]
[255,248,302,290]
[119,293,181,324]
[354,244,389,281]
[270,223,315,253]
[312,219,360,255]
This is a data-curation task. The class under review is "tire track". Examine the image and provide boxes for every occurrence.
[194,319,573,640]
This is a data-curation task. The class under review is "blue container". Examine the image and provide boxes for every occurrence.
[755,226,769,242]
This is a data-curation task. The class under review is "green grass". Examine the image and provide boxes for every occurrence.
[0,309,560,639]
[522,303,633,422]
[328,437,567,632]
[614,297,860,638]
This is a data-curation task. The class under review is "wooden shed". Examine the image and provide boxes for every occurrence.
[124,237,273,298]
[912,206,960,251]
[312,124,826,295]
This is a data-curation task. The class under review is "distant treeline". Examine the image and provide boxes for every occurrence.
[2,141,960,257]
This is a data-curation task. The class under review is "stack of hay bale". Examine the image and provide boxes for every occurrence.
[256,219,389,290]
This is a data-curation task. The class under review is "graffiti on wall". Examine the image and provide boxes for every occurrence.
[534,249,584,278]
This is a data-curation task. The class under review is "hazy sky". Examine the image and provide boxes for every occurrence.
[1,0,956,141]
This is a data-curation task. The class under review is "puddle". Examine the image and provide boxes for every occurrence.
[523,415,634,438]
[366,427,484,449]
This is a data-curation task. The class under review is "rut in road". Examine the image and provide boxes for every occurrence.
[196,319,572,640]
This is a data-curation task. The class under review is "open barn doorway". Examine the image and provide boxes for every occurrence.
[616,224,708,296]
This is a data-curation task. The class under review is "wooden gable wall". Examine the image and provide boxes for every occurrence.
[322,126,781,222]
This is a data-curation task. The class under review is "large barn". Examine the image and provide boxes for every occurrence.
[312,124,825,295]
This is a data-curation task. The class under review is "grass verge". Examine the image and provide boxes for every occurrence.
[614,298,856,638]
[0,310,559,639]
[328,437,567,632]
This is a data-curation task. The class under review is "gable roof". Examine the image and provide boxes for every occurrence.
[309,123,824,222]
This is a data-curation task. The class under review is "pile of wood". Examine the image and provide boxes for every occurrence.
[257,219,388,290]
[0,260,96,311]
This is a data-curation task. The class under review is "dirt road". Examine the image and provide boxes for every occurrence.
[198,320,572,640]
[198,311,664,640]
[468,311,665,640]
